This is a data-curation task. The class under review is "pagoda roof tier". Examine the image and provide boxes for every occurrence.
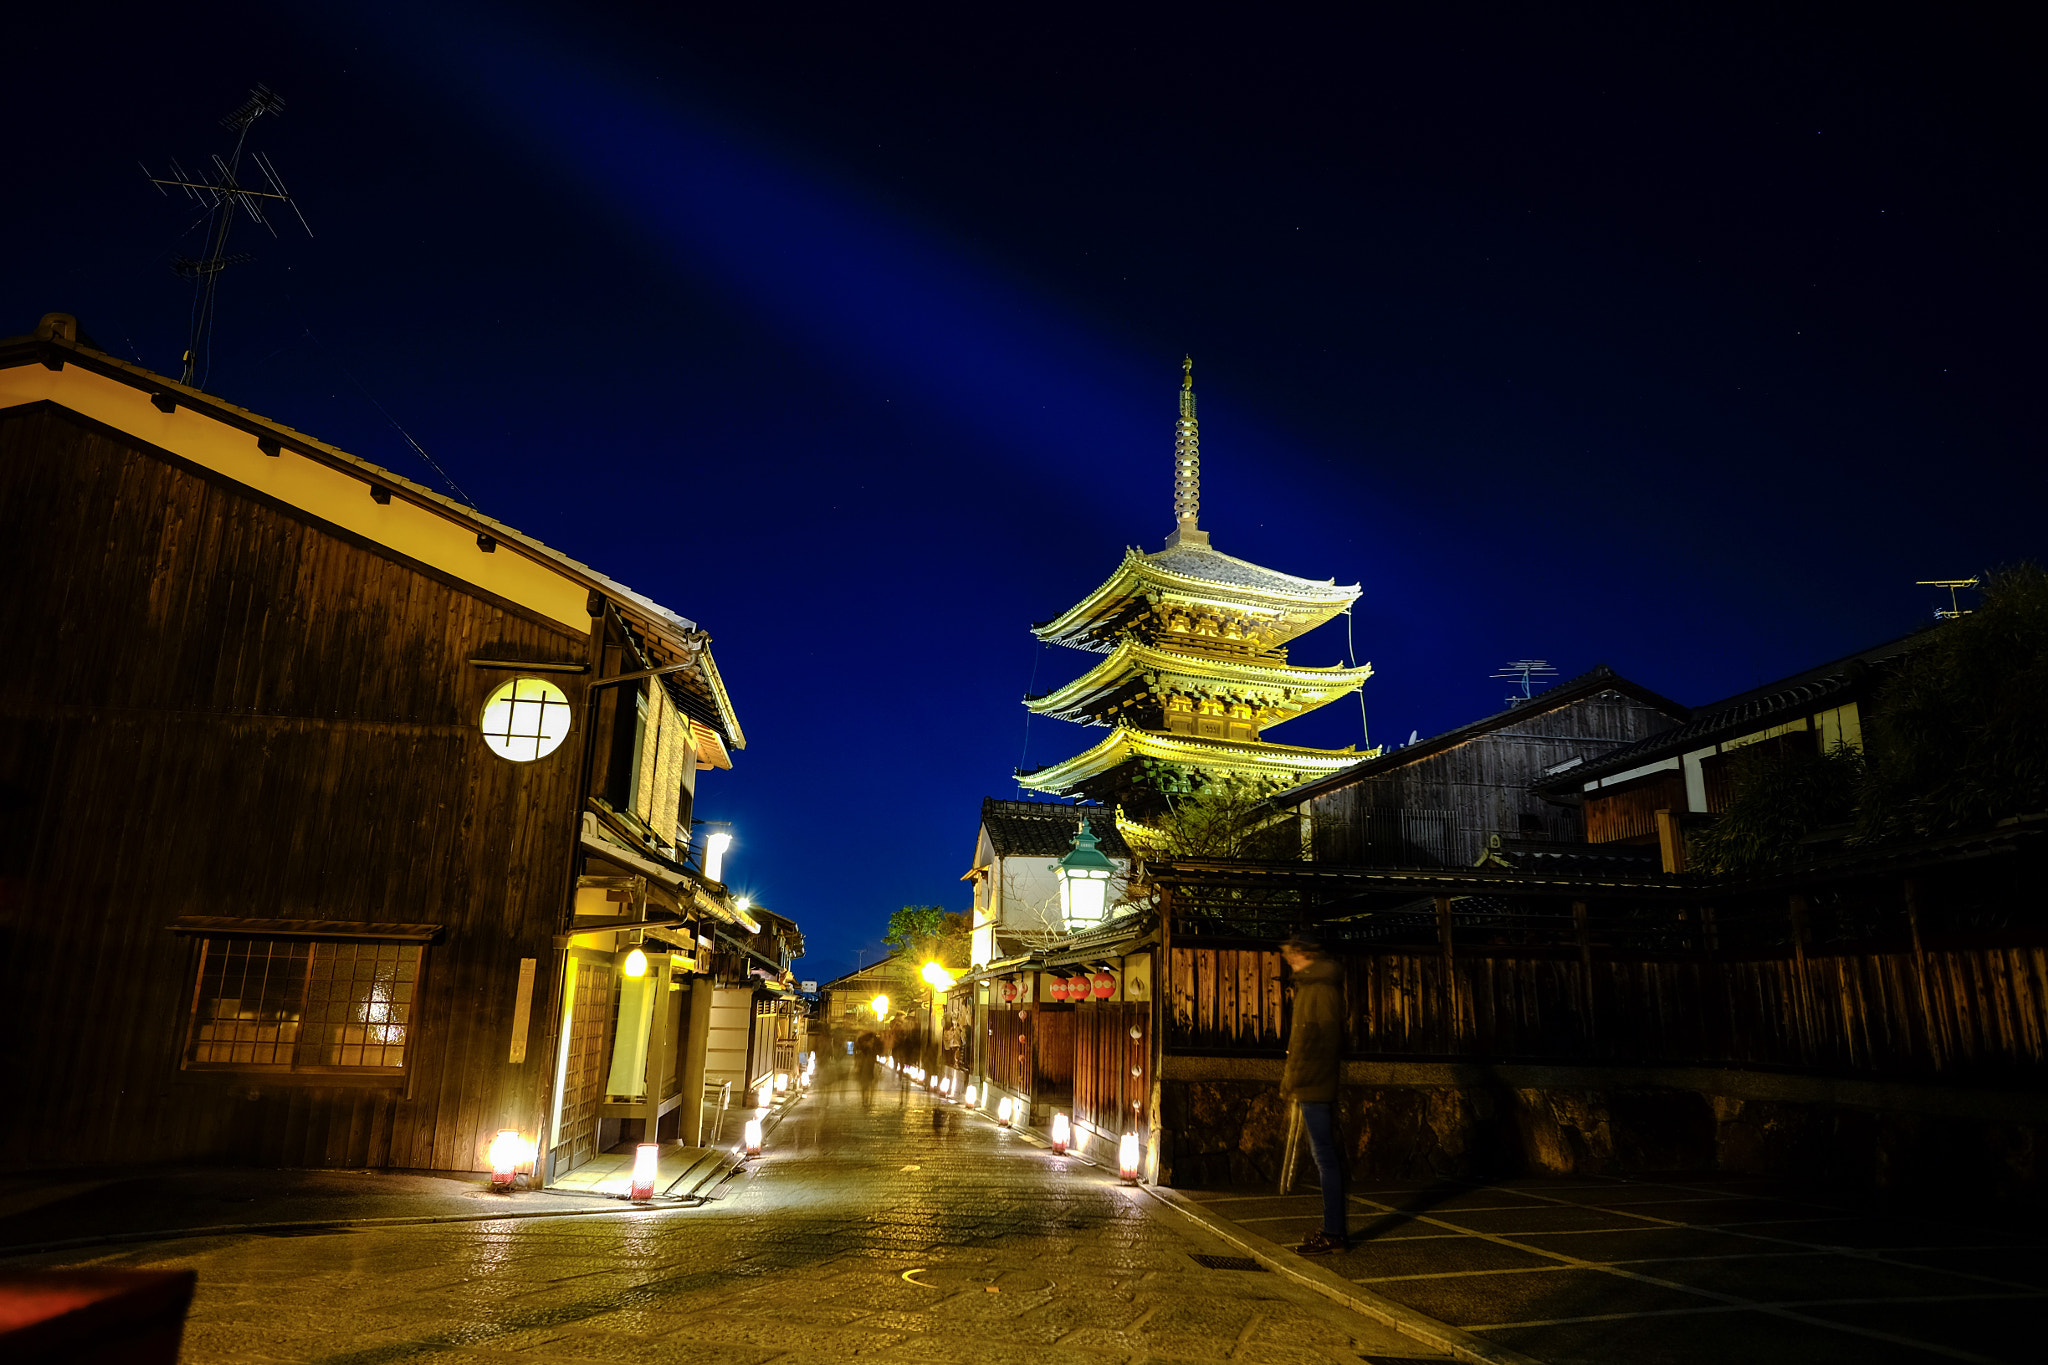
[1018,724,1362,796]
[1034,543,1361,654]
[1025,638,1373,727]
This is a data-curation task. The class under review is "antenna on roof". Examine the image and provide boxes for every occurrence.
[141,83,311,389]
[1915,578,1979,621]
[1489,659,1558,707]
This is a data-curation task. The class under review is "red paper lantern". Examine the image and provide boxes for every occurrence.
[1049,975,1069,1002]
[1091,970,1116,999]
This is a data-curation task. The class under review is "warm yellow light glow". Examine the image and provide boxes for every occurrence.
[920,961,957,990]
[622,948,648,978]
[631,1143,660,1200]
[703,830,733,883]
[774,1072,790,1094]
[479,677,572,762]
[487,1129,534,1175]
[964,1084,978,1106]
[870,994,890,1020]
[756,1080,773,1110]
[1119,1132,1141,1181]
[1051,1112,1071,1152]
[997,1096,1015,1126]
[743,1117,763,1155]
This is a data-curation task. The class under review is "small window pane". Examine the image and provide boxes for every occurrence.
[480,677,572,762]
[186,936,420,1074]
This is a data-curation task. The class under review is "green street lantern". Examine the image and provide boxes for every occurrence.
[1052,818,1116,929]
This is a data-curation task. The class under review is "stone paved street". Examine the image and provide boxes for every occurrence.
[13,1073,1446,1365]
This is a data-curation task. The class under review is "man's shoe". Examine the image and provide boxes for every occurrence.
[1296,1230,1348,1256]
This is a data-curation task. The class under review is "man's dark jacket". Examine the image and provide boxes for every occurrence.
[1281,957,1343,1102]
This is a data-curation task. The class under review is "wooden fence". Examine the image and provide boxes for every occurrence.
[1073,1002,1149,1137]
[1164,942,2048,1081]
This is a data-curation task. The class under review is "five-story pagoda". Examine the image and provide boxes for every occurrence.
[1019,361,1373,813]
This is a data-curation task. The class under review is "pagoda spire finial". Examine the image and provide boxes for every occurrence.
[1168,355,1208,548]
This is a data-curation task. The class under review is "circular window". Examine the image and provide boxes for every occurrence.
[479,677,572,762]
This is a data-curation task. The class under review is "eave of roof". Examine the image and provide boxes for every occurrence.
[1267,665,1690,809]
[1529,631,1936,796]
[3,328,744,745]
[1025,637,1372,724]
[978,797,1132,859]
[1019,724,1360,794]
[1032,545,1360,649]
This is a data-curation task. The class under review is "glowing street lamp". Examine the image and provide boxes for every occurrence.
[920,960,957,991]
[1050,1112,1071,1155]
[631,1143,659,1201]
[703,829,733,883]
[622,947,648,978]
[870,993,890,1021]
[1052,820,1116,929]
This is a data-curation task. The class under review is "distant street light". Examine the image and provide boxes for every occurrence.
[704,829,733,883]
[870,993,890,1020]
[921,960,957,991]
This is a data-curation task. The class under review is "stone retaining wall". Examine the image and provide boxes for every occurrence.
[1157,1057,2046,1208]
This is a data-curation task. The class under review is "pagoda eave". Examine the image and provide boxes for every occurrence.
[1018,726,1362,796]
[1025,639,1373,723]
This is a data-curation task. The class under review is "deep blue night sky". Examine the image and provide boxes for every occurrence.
[11,4,2042,979]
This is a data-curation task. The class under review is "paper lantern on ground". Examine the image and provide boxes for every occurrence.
[997,1096,1014,1128]
[1119,1132,1142,1183]
[1051,1112,1070,1155]
[743,1117,763,1156]
[631,1143,659,1201]
[487,1130,533,1191]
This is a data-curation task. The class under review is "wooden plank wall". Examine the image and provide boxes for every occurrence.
[1586,770,1688,844]
[1073,1002,1149,1137]
[1308,690,1679,865]
[1033,1008,1076,1088]
[0,404,589,1170]
[1164,943,2048,1080]
[986,1007,1032,1095]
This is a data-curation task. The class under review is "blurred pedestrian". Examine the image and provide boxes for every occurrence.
[1280,934,1348,1255]
[854,1030,881,1107]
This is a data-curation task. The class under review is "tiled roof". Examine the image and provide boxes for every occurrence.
[1532,630,1936,794]
[980,798,1132,860]
[1146,544,1352,598]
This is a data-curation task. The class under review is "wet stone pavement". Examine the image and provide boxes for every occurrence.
[17,1072,1445,1365]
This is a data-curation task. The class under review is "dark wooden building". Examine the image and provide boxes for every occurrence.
[0,313,762,1177]
[1269,666,1687,866]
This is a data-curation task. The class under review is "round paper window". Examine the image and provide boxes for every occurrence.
[479,677,572,762]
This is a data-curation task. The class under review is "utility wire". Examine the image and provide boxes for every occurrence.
[1017,638,1044,773]
[1345,607,1370,751]
[294,318,476,506]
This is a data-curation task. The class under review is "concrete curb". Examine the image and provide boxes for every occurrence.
[1138,1184,1544,1365]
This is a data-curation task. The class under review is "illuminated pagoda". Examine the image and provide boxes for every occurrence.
[1019,360,1374,812]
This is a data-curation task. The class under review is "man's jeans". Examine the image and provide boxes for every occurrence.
[1300,1101,1346,1240]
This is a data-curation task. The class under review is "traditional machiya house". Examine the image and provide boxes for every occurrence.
[1018,362,1373,816]
[964,799,1132,968]
[1530,633,1929,871]
[0,313,781,1182]
[1267,666,1688,867]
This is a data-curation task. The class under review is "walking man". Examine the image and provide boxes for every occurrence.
[1280,934,1348,1255]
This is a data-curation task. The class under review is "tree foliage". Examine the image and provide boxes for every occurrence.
[1687,743,1864,874]
[882,904,971,967]
[1856,563,2048,842]
[1119,782,1293,864]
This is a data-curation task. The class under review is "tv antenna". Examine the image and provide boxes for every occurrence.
[1490,658,1558,707]
[1915,577,1980,621]
[142,83,311,388]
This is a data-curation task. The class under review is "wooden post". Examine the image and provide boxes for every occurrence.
[1572,900,1595,1036]
[1788,894,1813,1062]
[1435,897,1456,1048]
[1700,904,1719,958]
[1654,809,1687,874]
[1903,878,1945,1071]
[639,953,671,1145]
[678,977,713,1146]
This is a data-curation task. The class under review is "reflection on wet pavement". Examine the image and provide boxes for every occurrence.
[26,1070,1446,1364]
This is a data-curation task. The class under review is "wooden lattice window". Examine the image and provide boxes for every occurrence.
[184,936,422,1074]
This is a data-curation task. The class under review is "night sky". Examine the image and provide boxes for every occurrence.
[12,4,2042,979]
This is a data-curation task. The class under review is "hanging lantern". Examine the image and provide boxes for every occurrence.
[1091,968,1116,1000]
[743,1116,763,1156]
[1051,820,1116,929]
[1119,1133,1142,1183]
[1047,975,1068,1002]
[630,1143,660,1201]
[1050,1112,1071,1154]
